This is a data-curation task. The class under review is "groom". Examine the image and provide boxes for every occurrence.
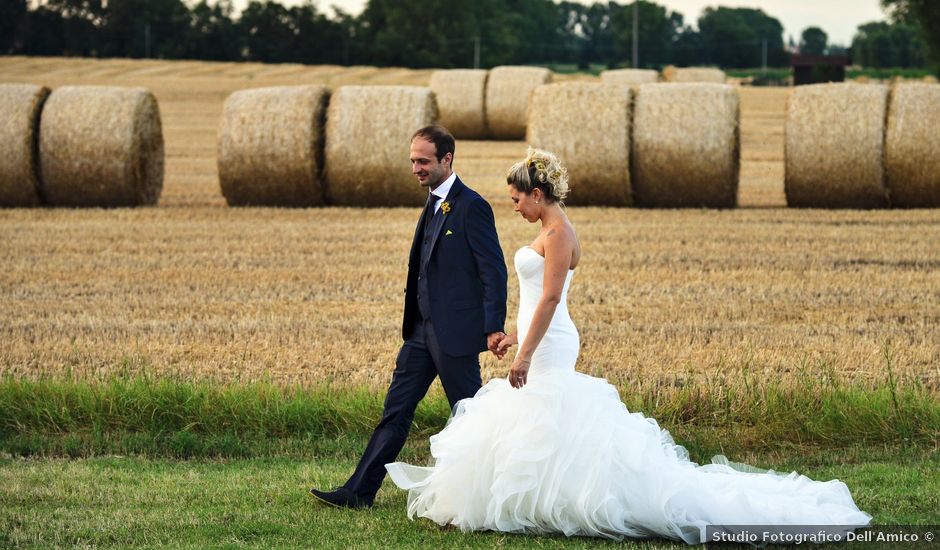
[311,125,508,508]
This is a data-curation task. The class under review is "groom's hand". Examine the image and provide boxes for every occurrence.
[487,332,505,357]
[494,332,516,360]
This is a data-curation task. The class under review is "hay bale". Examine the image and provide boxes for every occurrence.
[485,66,553,139]
[632,83,739,208]
[429,69,488,139]
[218,86,329,207]
[886,82,940,207]
[324,86,437,206]
[600,69,659,86]
[526,82,632,206]
[39,86,164,207]
[785,83,889,208]
[662,66,726,83]
[0,84,49,207]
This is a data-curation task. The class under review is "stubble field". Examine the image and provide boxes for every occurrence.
[1,56,938,392]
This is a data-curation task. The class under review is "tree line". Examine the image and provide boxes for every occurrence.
[0,0,935,71]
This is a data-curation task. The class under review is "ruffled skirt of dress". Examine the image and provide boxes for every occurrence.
[385,370,871,544]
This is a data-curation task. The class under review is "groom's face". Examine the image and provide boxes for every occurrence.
[410,138,451,190]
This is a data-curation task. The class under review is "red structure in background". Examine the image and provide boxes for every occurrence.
[791,54,851,86]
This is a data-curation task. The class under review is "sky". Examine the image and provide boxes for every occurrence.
[230,0,888,46]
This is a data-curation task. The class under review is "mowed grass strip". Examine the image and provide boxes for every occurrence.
[0,445,937,549]
[1,370,936,459]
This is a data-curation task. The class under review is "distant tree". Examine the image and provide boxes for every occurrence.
[22,0,103,55]
[882,0,939,72]
[19,6,66,55]
[671,25,704,66]
[827,43,849,56]
[853,22,894,67]
[1,0,27,53]
[697,7,786,68]
[43,0,106,22]
[329,7,358,66]
[697,7,757,67]
[286,2,348,65]
[735,7,788,65]
[353,0,558,68]
[356,0,477,67]
[501,0,563,65]
[185,0,240,61]
[800,26,827,55]
[608,1,681,68]
[100,0,190,58]
[238,0,295,62]
[557,1,613,69]
[852,20,926,67]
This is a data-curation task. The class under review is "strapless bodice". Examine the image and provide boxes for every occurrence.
[513,246,578,373]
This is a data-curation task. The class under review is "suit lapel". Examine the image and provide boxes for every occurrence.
[423,177,465,266]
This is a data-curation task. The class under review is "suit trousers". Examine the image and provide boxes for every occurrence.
[343,316,482,501]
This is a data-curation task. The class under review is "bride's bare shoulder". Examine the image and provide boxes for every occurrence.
[544,220,578,245]
[542,221,580,267]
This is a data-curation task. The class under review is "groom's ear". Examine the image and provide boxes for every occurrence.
[441,151,453,168]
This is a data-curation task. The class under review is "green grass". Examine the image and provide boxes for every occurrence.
[1,368,936,459]
[0,444,936,549]
[846,67,935,79]
[727,66,936,84]
[0,373,937,547]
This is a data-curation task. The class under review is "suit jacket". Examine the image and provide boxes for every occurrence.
[402,176,507,357]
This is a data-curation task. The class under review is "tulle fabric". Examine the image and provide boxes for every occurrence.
[385,247,871,543]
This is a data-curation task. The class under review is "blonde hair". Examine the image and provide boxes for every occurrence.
[506,148,569,203]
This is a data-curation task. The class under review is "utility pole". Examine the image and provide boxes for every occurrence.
[762,37,767,74]
[145,21,151,58]
[632,1,639,68]
[473,35,480,69]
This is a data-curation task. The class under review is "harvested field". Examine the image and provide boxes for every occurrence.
[0,57,937,392]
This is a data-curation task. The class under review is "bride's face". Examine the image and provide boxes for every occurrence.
[509,185,539,223]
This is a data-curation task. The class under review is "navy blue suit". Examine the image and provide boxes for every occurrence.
[344,176,507,502]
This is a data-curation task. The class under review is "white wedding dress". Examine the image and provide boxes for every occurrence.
[386,246,871,543]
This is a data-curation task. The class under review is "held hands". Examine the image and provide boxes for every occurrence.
[494,332,517,360]
[486,332,506,357]
[492,332,528,388]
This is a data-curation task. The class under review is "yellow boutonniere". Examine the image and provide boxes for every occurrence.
[440,201,452,214]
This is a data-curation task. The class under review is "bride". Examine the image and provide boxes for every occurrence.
[385,149,871,544]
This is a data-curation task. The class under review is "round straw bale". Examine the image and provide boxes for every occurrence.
[662,66,726,83]
[39,86,164,207]
[324,86,437,207]
[430,69,488,139]
[526,82,633,206]
[485,66,553,140]
[785,83,889,208]
[0,84,49,207]
[632,83,739,208]
[885,83,940,207]
[600,69,659,86]
[218,86,329,207]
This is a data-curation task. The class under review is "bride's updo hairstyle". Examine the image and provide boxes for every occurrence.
[507,148,569,204]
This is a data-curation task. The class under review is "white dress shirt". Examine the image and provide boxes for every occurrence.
[429,172,457,214]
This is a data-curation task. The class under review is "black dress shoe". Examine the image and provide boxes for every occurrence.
[309,486,373,509]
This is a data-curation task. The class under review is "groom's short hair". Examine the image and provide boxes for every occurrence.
[412,125,455,163]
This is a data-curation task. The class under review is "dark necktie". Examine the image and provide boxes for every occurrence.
[423,193,437,232]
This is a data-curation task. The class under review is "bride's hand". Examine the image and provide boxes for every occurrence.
[495,332,517,360]
[509,356,529,388]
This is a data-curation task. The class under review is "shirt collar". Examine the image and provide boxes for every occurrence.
[431,172,457,201]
